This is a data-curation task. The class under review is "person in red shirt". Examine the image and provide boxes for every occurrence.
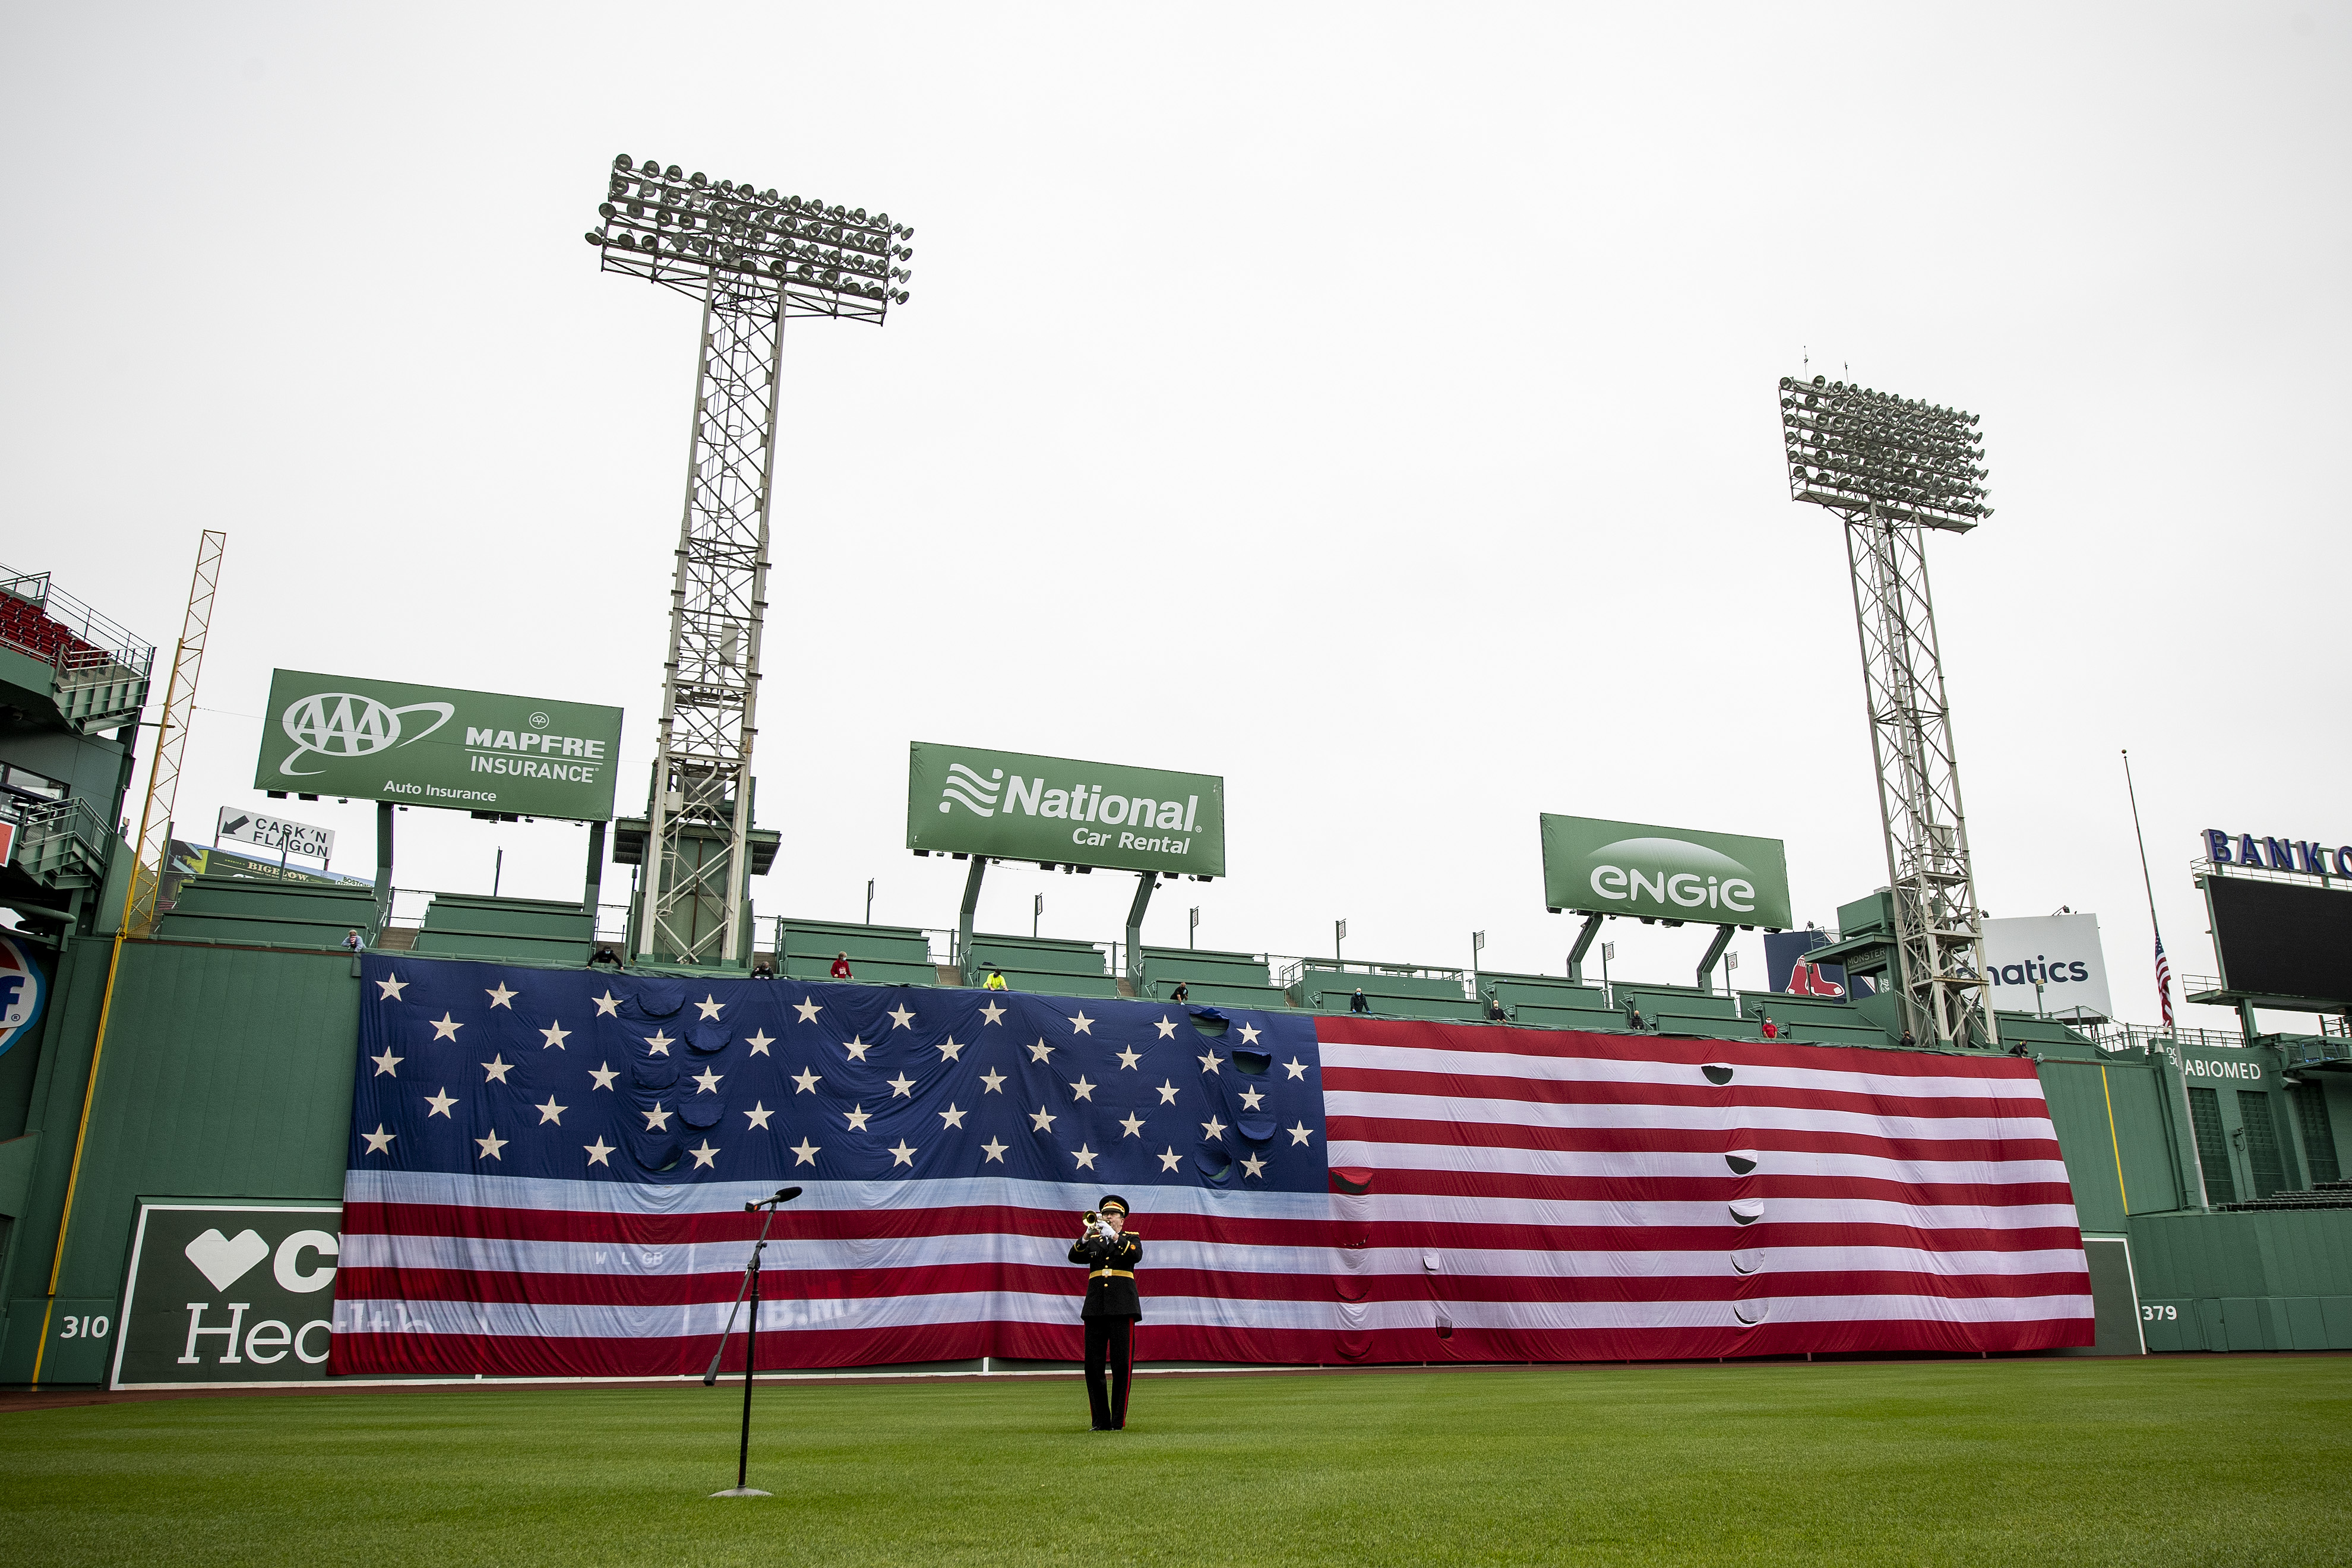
[1760,1015,1779,1039]
[830,951,852,979]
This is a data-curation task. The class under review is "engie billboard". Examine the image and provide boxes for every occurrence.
[1541,814,1791,930]
[1981,914,2112,1022]
[906,742,1226,878]
[254,670,625,821]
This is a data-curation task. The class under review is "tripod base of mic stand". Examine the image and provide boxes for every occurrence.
[709,1487,773,1499]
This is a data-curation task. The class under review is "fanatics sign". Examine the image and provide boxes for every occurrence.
[254,669,625,821]
[905,742,1226,878]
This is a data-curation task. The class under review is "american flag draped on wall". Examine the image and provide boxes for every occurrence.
[330,956,2092,1376]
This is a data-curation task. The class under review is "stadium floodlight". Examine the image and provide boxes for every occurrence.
[1779,374,1994,1050]
[587,153,910,966]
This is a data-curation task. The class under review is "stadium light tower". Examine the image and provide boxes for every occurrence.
[1778,376,1996,1049]
[586,154,912,965]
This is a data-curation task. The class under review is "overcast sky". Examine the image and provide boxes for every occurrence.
[4,4,2345,1028]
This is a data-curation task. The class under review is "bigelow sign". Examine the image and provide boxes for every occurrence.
[1541,814,1793,930]
[906,742,1226,877]
[1981,913,2113,1022]
[254,670,625,821]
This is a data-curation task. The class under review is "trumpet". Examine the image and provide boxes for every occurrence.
[1080,1209,1118,1240]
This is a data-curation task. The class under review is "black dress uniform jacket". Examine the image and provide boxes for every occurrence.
[1067,1232,1143,1317]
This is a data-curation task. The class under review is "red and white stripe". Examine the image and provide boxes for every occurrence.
[330,1022,2092,1377]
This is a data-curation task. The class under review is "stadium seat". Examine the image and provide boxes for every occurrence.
[777,916,938,987]
[1620,985,1744,1036]
[1476,971,1627,1032]
[965,932,1119,998]
[1136,946,1289,1011]
[157,875,385,951]
[411,893,595,966]
[1294,962,1480,1022]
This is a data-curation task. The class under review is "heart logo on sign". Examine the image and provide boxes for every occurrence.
[184,1228,270,1291]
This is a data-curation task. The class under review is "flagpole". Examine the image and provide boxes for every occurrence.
[2122,749,2162,928]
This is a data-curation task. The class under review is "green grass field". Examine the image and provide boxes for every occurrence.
[5,1358,2349,1566]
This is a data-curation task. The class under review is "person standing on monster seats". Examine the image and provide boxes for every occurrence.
[1068,1195,1142,1431]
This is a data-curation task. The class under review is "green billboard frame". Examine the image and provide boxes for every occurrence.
[906,742,1226,878]
[252,669,625,822]
[1541,813,1791,930]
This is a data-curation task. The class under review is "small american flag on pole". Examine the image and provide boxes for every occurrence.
[2154,932,2176,1030]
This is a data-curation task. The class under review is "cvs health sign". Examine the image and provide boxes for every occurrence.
[110,1201,342,1389]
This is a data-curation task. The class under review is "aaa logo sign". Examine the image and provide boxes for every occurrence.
[111,1201,343,1389]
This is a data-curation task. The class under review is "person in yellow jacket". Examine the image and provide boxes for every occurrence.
[982,965,1009,991]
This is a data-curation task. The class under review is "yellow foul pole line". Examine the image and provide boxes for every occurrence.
[2101,1064,2130,1214]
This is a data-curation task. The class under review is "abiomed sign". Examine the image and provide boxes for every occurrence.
[254,670,625,821]
[1541,814,1792,930]
[111,1200,343,1389]
[907,742,1226,878]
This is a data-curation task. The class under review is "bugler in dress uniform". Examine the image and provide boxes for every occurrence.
[1068,1194,1141,1430]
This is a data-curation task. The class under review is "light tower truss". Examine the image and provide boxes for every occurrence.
[1778,375,1996,1049]
[587,154,912,964]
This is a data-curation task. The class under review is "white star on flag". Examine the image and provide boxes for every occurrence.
[1288,1121,1314,1145]
[1156,1080,1180,1105]
[1068,1011,1095,1035]
[887,1004,917,1030]
[843,1036,874,1063]
[540,1022,570,1049]
[1284,1058,1308,1080]
[1241,1153,1267,1178]
[794,997,822,1024]
[1158,1146,1183,1172]
[1119,1113,1146,1139]
[1155,1016,1177,1039]
[936,1036,966,1062]
[940,1103,967,1129]
[425,1089,457,1118]
[589,1063,618,1091]
[889,1140,918,1167]
[362,1124,396,1154]
[1029,1107,1057,1133]
[1115,1047,1142,1070]
[1239,1087,1265,1110]
[476,1130,507,1161]
[482,1055,514,1084]
[845,1105,872,1131]
[1200,1115,1228,1140]
[745,1030,775,1055]
[692,1068,723,1093]
[1238,1023,1262,1045]
[790,1138,820,1166]
[696,995,725,1020]
[745,1104,774,1130]
[887,1073,917,1098]
[643,1105,672,1130]
[688,1140,720,1169]
[375,973,409,1001]
[1070,1076,1098,1102]
[981,1137,1008,1163]
[644,1030,674,1055]
[431,1013,463,1041]
[980,1068,1007,1093]
[792,1068,821,1093]
[978,1000,1006,1026]
[1198,1049,1223,1073]
[593,991,621,1017]
[535,1096,566,1125]
[485,982,517,1010]
[584,1137,615,1167]
[1026,1039,1054,1063]
[371,1048,402,1077]
[1071,1145,1099,1171]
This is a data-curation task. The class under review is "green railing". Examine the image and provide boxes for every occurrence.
[12,796,115,885]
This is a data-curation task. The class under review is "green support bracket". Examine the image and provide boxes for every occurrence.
[1697,923,1735,994]
[1566,912,1604,985]
[956,857,986,987]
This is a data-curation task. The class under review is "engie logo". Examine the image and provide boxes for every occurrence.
[938,763,1004,817]
[1582,837,1759,915]
[277,692,454,778]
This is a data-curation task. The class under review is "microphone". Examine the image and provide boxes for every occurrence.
[742,1186,803,1212]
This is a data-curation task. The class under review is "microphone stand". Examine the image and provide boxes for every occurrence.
[707,1188,797,1499]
